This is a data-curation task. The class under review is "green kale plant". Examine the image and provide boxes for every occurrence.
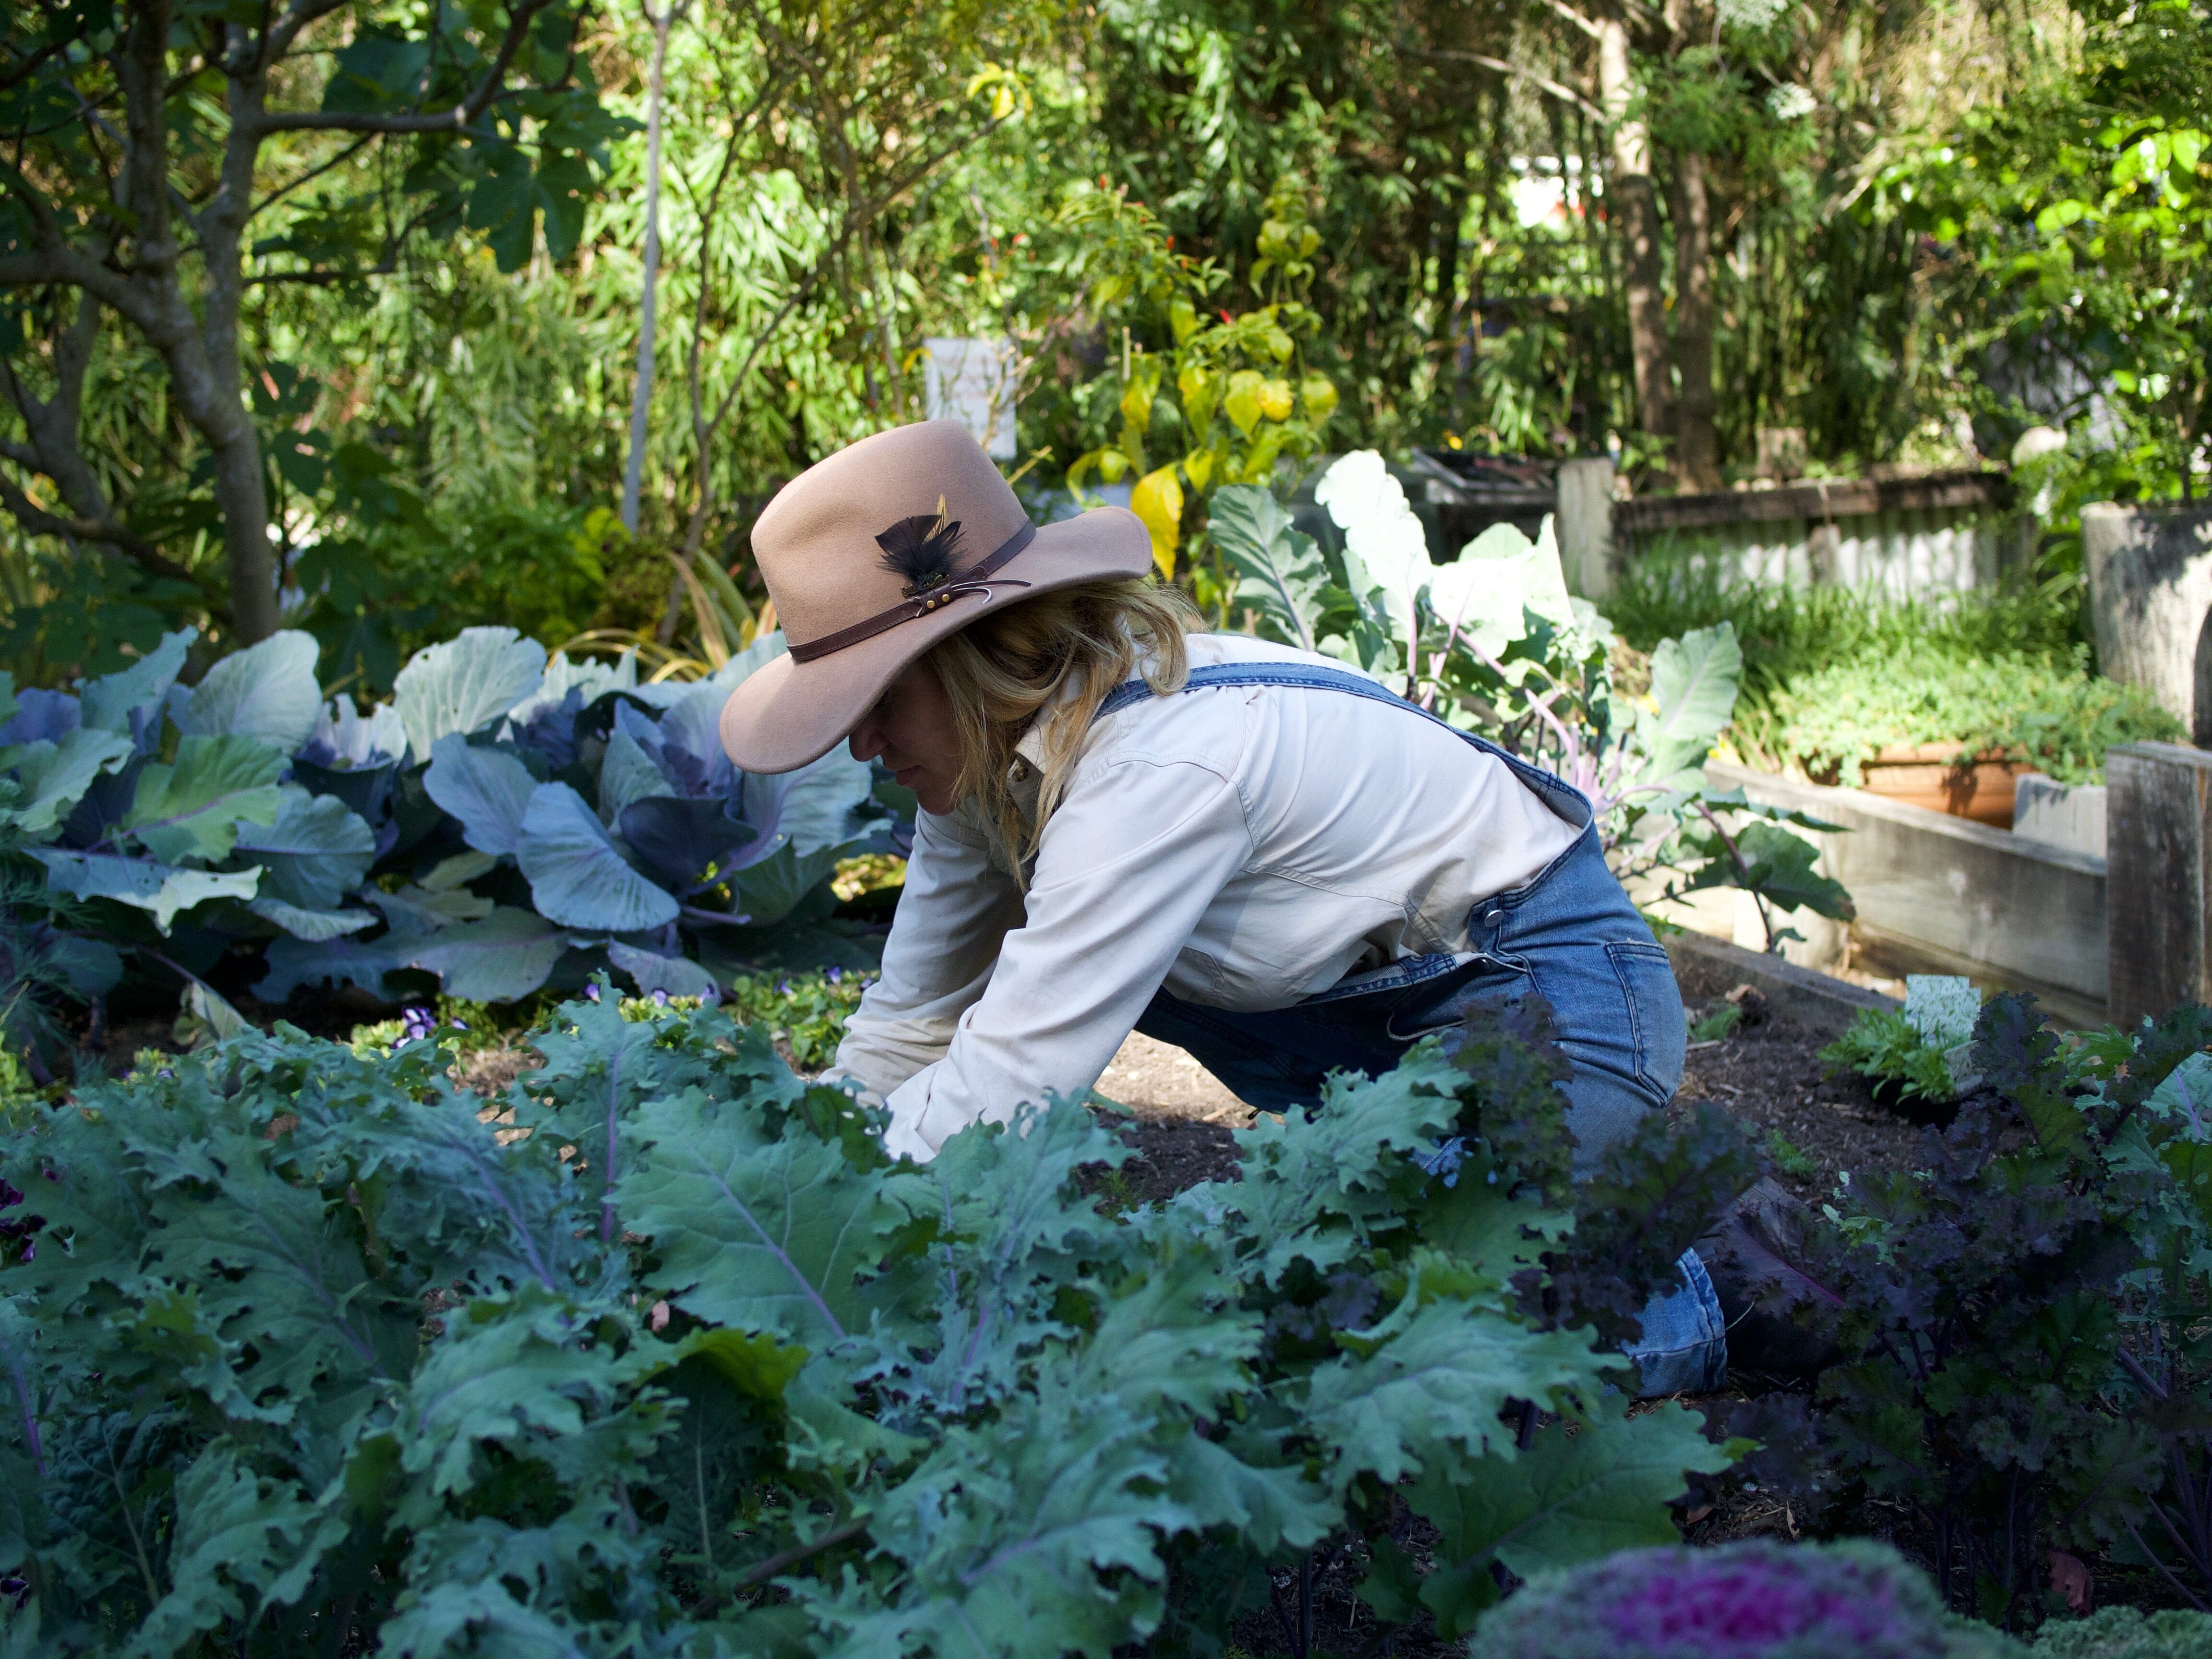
[0,990,1733,1655]
[1732,995,2212,1632]
[2032,1607,2212,1658]
[1820,976,1985,1111]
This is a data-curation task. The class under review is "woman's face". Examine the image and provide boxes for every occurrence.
[848,658,964,815]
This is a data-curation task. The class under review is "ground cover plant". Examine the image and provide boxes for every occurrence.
[0,624,893,1075]
[0,991,1738,1656]
[1749,646,2181,788]
[1819,975,1986,1113]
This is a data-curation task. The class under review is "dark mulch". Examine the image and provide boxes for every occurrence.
[1670,953,1929,1205]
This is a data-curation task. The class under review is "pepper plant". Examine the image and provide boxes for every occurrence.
[1056,176,1342,580]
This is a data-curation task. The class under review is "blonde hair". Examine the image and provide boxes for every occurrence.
[924,578,1200,871]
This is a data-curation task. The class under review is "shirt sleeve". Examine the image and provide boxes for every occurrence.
[877,753,1254,1162]
[825,804,1025,1106]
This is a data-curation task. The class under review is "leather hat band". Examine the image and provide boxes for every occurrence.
[785,519,1037,663]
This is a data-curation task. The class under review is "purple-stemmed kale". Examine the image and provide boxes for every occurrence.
[1716,993,2212,1631]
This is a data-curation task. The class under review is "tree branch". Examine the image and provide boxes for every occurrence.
[1533,0,1605,39]
[117,0,178,274]
[0,471,197,583]
[248,130,373,220]
[260,0,353,70]
[1400,45,1605,121]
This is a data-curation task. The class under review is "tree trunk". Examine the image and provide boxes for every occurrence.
[1598,17,1675,457]
[622,1,680,537]
[1671,148,1721,491]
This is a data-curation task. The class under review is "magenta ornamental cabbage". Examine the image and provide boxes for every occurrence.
[1474,1541,2022,1659]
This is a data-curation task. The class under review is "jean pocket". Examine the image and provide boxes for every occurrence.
[1606,940,1686,1100]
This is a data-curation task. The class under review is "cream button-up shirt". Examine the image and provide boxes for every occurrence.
[827,633,1584,1161]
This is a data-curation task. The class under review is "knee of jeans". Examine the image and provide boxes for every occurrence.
[1623,1248,1728,1397]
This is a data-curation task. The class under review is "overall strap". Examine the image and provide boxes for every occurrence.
[1095,661,1593,829]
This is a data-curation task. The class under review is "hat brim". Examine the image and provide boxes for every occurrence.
[719,505,1156,775]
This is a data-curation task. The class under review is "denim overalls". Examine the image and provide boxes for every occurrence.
[1100,661,1725,1395]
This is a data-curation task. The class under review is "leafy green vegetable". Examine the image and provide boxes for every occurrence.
[1820,1008,1958,1104]
[0,622,898,1028]
[0,991,1732,1654]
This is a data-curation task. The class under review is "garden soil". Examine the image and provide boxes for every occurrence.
[1089,961,1928,1211]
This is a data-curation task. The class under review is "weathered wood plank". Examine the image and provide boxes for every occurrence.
[2106,742,2212,1026]
[1614,469,2011,534]
[1707,762,2107,1011]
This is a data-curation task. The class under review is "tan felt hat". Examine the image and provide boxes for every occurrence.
[718,419,1154,774]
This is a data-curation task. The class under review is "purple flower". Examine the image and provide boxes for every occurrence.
[399,1005,436,1043]
[776,979,792,996]
[650,988,670,1007]
[0,1178,21,1209]
[0,1572,26,1610]
[583,984,602,1003]
[825,965,843,986]
[448,1018,469,1032]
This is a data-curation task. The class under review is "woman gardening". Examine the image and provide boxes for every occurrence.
[718,420,1719,1393]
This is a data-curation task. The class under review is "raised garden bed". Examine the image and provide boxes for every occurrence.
[1697,760,2111,1027]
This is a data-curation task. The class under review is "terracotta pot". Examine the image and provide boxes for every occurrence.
[1855,743,2032,829]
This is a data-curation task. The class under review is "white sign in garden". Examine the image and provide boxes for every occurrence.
[923,337,1018,459]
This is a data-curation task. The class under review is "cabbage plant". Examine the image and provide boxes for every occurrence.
[1472,1540,2021,1659]
[0,625,887,1011]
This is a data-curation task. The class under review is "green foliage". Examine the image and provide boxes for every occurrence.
[0,625,897,1034]
[1765,1130,1819,1182]
[1876,0,2212,502]
[1820,1010,1961,1107]
[0,0,625,661]
[1053,178,1341,581]
[1609,551,2094,711]
[1755,645,2183,786]
[2032,1607,2212,1657]
[1610,551,2178,788]
[1690,1001,1743,1042]
[1732,996,2212,1629]
[720,970,873,1072]
[0,993,1733,1654]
